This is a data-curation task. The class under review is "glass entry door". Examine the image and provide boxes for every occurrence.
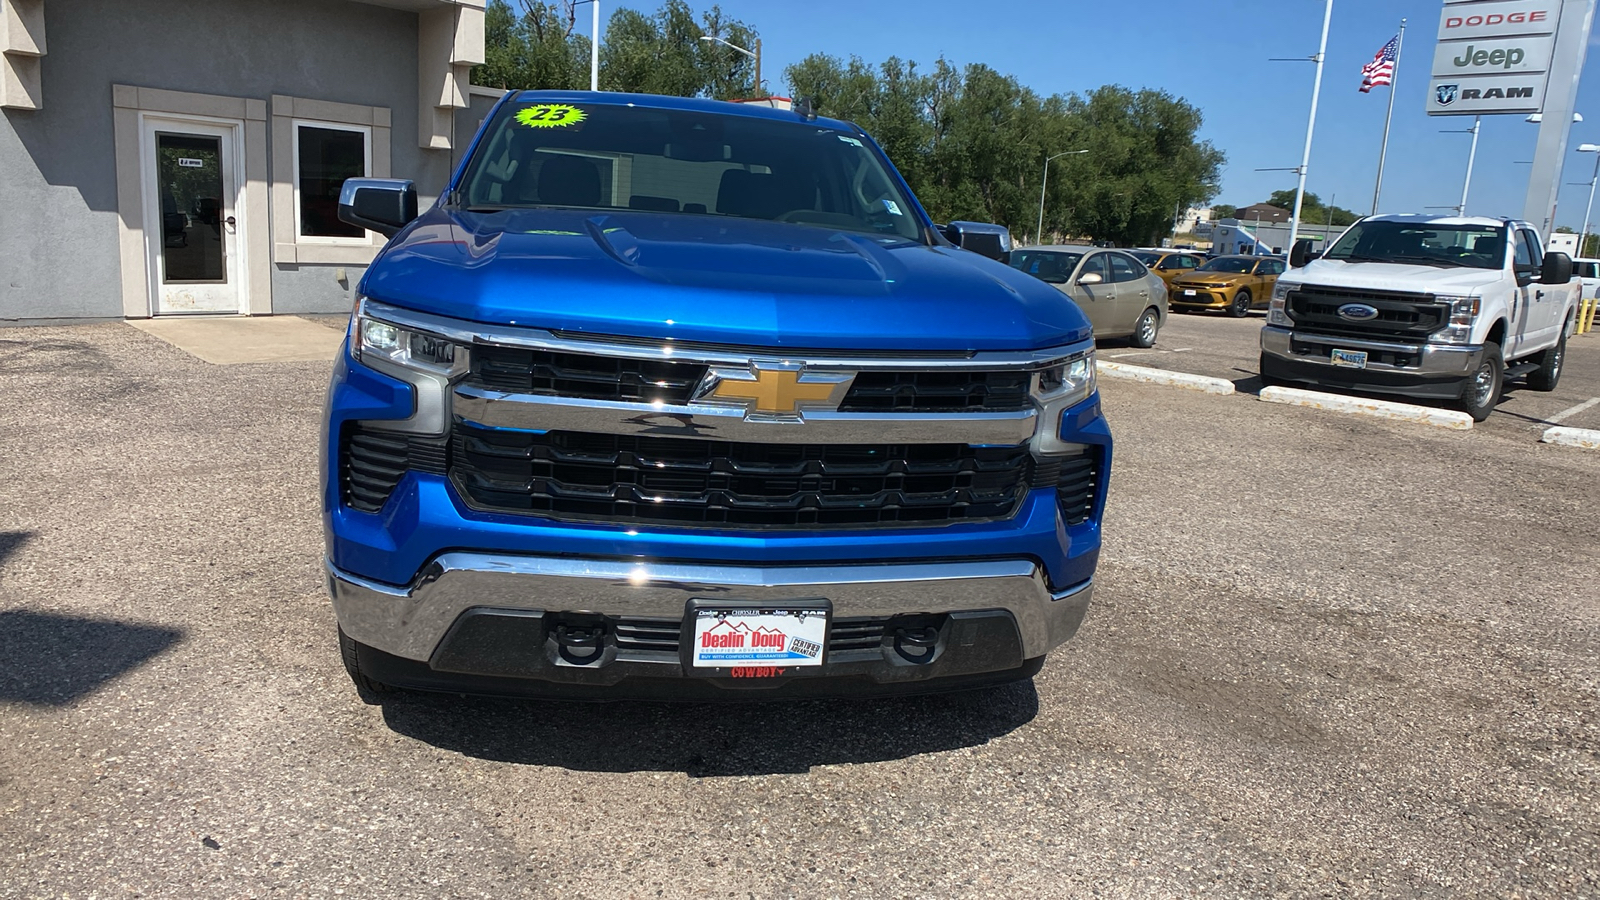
[146,121,240,313]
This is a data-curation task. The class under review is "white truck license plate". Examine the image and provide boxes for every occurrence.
[1330,349,1368,369]
[690,607,827,668]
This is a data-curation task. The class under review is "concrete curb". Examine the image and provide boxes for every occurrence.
[1097,361,1236,395]
[1257,386,1474,430]
[1541,426,1600,449]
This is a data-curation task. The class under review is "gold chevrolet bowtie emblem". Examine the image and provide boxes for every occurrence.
[699,366,853,418]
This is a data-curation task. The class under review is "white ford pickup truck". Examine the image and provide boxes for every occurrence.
[1261,215,1580,421]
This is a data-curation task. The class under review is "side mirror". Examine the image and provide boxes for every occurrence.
[1077,272,1104,286]
[1541,251,1574,285]
[1289,239,1320,269]
[338,178,418,237]
[944,220,1014,261]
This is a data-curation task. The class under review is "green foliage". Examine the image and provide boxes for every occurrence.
[1584,233,1599,257]
[1263,190,1358,227]
[1555,225,1576,233]
[479,0,759,99]
[786,56,1223,246]
[1211,203,1238,221]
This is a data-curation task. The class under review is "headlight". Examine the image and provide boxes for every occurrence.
[1429,294,1480,345]
[1268,281,1295,326]
[1034,350,1096,408]
[353,300,467,377]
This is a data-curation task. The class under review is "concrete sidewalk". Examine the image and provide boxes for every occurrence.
[127,315,345,364]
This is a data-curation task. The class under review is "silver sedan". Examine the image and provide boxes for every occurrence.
[1009,245,1169,347]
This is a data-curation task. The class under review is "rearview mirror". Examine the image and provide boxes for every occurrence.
[1289,238,1320,269]
[338,178,418,237]
[1077,272,1104,285]
[1541,251,1574,285]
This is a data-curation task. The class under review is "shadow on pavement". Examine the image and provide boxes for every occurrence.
[380,679,1039,776]
[0,530,30,569]
[0,609,183,706]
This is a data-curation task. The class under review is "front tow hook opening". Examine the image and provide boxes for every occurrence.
[891,620,944,665]
[553,618,607,665]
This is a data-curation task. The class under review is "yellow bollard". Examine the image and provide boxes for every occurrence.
[1583,297,1598,335]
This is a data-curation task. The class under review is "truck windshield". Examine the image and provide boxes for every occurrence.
[456,99,926,243]
[1323,221,1506,270]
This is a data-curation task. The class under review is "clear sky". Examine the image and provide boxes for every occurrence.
[607,0,1600,229]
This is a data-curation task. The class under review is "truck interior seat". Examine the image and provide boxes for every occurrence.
[629,195,681,212]
[537,156,603,207]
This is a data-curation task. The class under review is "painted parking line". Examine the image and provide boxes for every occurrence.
[1258,386,1474,430]
[1543,397,1600,425]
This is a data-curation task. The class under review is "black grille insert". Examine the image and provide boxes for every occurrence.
[341,427,449,512]
[450,425,1036,528]
[840,371,1032,412]
[468,345,707,405]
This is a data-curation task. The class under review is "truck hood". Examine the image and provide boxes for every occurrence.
[359,207,1092,351]
[1287,258,1503,294]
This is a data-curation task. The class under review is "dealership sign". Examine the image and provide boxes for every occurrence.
[1428,0,1560,115]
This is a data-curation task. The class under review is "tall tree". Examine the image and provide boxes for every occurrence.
[477,1,592,91]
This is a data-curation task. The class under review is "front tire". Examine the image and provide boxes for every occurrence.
[339,626,394,702]
[1527,330,1567,392]
[1228,289,1252,318]
[1130,307,1160,348]
[1459,341,1503,422]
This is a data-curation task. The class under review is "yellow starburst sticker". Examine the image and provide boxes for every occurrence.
[515,104,587,128]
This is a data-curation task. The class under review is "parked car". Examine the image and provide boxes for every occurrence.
[1170,255,1285,317]
[1572,257,1600,302]
[1263,215,1580,421]
[1128,249,1202,288]
[322,91,1111,701]
[1010,245,1168,347]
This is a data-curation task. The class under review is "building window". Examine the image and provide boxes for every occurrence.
[294,121,370,241]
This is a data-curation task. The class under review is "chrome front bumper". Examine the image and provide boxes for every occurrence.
[328,554,1094,663]
[1260,325,1484,376]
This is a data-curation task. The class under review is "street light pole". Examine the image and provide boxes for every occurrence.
[1036,150,1088,244]
[573,0,601,90]
[1578,144,1600,258]
[699,35,760,95]
[1289,0,1334,250]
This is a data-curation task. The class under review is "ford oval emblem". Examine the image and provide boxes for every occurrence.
[1337,303,1380,322]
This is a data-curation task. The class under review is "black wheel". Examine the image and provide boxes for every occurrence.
[1228,289,1252,318]
[1130,307,1160,348]
[1459,341,1503,422]
[338,626,394,702]
[1527,329,1567,392]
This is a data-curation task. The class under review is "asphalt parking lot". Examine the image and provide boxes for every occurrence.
[1111,308,1600,438]
[3,322,1599,898]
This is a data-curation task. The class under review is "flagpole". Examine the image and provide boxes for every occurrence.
[1371,18,1407,216]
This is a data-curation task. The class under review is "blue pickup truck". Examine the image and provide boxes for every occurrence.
[323,91,1111,700]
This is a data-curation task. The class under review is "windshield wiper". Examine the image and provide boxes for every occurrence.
[1329,253,1452,267]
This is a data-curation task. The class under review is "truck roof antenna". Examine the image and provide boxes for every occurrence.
[793,96,817,121]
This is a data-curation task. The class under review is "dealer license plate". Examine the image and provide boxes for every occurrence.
[1182,289,1197,296]
[688,605,828,669]
[1330,348,1368,369]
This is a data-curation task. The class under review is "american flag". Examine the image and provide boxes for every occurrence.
[1360,35,1399,93]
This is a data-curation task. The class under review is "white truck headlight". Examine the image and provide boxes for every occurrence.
[1268,281,1295,326]
[1429,295,1479,345]
[353,300,467,376]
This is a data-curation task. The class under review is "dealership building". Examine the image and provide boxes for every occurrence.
[1,0,501,323]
